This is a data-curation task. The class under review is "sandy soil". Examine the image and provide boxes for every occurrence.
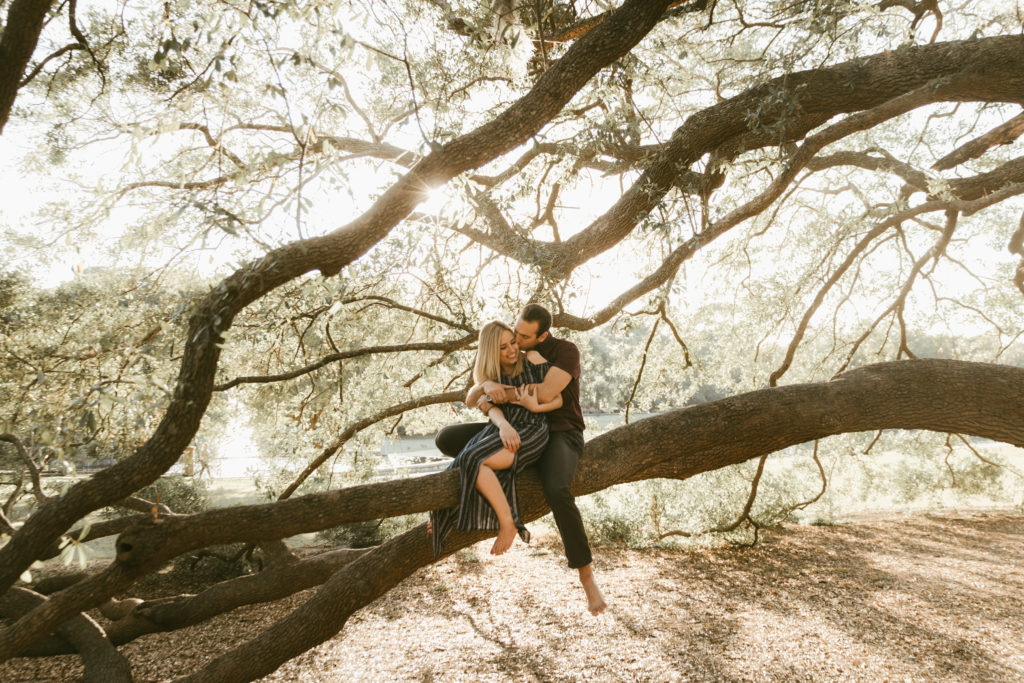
[3,509,1023,682]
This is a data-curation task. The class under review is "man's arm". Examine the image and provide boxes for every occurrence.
[467,381,517,418]
[466,382,486,408]
[467,380,516,407]
[535,366,572,404]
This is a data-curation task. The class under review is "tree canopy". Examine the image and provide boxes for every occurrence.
[1,0,1024,679]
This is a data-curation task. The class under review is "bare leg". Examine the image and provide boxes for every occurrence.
[476,449,518,555]
[578,563,606,616]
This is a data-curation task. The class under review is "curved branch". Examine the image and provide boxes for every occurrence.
[0,433,46,505]
[458,36,1024,280]
[179,358,1024,682]
[932,109,1024,170]
[805,150,930,191]
[277,389,464,500]
[213,338,472,391]
[624,316,660,423]
[88,547,369,648]
[18,42,82,87]
[0,587,132,682]
[339,295,476,332]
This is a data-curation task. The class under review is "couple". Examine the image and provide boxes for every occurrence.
[429,303,606,616]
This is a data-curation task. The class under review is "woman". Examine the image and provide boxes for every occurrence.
[430,320,562,558]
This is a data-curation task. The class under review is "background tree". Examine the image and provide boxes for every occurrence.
[2,0,1024,680]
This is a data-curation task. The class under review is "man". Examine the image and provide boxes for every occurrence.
[435,303,606,615]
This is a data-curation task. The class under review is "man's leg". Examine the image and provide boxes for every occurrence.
[539,430,606,615]
[434,422,487,457]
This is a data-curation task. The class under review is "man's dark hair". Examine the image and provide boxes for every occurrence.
[519,303,552,336]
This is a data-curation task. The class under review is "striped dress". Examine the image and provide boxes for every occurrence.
[431,358,550,558]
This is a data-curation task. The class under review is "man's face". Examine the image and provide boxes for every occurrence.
[514,317,546,350]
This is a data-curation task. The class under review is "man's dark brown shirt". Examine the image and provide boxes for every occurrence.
[535,334,584,432]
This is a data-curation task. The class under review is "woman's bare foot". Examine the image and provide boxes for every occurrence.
[578,564,607,616]
[490,523,518,555]
[426,519,433,535]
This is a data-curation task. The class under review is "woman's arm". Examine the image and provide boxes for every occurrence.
[486,406,521,452]
[511,385,563,413]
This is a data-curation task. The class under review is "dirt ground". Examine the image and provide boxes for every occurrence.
[3,509,1023,682]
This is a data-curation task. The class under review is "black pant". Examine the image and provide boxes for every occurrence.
[434,423,593,569]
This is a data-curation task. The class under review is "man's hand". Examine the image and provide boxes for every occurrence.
[498,423,520,452]
[482,381,517,404]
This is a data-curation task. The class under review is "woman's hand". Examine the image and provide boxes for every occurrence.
[512,385,540,411]
[498,422,520,452]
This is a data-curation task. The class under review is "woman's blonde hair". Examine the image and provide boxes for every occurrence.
[473,320,522,384]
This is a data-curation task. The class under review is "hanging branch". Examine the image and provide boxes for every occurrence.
[213,339,472,391]
[276,389,464,500]
[624,315,660,424]
[0,433,47,505]
[656,453,770,543]
[836,208,960,374]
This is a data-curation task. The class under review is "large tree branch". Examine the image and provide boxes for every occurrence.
[180,358,1024,682]
[0,0,57,134]
[5,358,1024,666]
[455,36,1024,280]
[19,547,370,652]
[0,587,131,682]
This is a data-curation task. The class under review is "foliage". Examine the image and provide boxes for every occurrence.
[317,513,423,549]
[135,475,211,516]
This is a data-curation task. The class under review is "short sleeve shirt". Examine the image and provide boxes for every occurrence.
[534,334,585,432]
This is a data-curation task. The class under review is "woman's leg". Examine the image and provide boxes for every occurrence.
[476,449,518,555]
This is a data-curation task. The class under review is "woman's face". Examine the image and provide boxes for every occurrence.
[498,329,519,366]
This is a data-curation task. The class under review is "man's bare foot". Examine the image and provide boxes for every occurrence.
[426,519,433,535]
[579,564,607,616]
[490,523,517,555]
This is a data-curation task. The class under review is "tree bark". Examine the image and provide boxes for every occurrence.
[0,0,57,134]
[0,587,132,682]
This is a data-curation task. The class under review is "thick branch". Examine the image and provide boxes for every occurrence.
[179,358,1024,682]
[20,547,369,652]
[458,35,1024,280]
[0,0,57,134]
[0,587,131,682]
[6,358,1023,666]
[932,109,1024,170]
